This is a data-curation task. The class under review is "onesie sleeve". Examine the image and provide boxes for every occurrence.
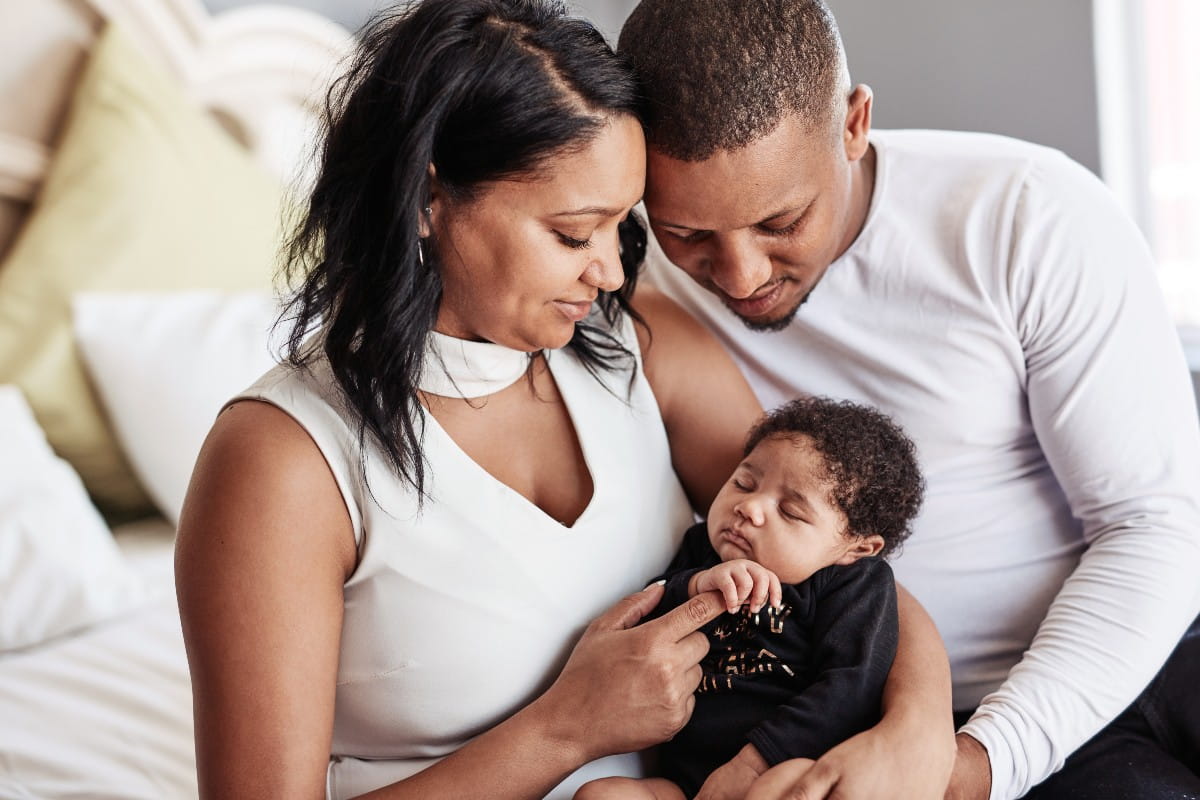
[746,559,898,765]
[647,522,718,618]
[962,152,1200,800]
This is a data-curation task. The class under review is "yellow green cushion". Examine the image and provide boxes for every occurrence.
[0,23,286,517]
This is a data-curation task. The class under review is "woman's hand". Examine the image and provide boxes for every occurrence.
[690,559,783,614]
[540,582,727,763]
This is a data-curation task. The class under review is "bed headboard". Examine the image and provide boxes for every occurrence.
[0,0,355,261]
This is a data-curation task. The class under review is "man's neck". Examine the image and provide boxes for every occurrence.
[836,142,877,260]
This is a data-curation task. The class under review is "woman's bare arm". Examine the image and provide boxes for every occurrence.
[176,401,726,799]
[176,401,356,798]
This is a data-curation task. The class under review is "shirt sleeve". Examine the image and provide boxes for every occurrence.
[960,152,1200,800]
[746,559,899,765]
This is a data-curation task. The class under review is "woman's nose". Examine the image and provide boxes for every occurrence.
[582,235,625,292]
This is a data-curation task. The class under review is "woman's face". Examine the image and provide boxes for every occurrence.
[431,114,646,351]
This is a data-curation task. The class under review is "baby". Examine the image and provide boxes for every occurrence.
[576,396,925,800]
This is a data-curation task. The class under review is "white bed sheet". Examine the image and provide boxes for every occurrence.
[0,517,196,799]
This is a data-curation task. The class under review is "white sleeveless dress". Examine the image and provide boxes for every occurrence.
[231,314,695,799]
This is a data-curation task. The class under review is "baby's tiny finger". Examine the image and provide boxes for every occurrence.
[731,569,753,604]
[721,576,740,613]
[749,576,769,613]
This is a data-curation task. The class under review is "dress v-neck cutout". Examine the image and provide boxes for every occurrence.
[421,352,598,530]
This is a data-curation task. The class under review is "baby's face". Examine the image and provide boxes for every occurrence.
[706,434,875,584]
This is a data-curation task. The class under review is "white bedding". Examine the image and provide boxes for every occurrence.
[0,518,196,800]
[0,2,349,797]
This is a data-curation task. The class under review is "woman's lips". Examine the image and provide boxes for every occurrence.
[553,299,594,322]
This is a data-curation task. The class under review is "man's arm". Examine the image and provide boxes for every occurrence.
[748,561,899,764]
[746,579,956,800]
[956,151,1200,800]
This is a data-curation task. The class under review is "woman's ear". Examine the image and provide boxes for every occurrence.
[836,533,885,565]
[420,163,440,238]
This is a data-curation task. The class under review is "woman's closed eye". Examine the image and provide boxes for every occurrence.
[555,231,593,249]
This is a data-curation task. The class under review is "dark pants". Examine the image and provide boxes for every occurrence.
[954,613,1200,799]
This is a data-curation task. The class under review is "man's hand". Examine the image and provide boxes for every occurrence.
[944,733,991,800]
[745,714,955,799]
[690,558,783,613]
[696,744,769,800]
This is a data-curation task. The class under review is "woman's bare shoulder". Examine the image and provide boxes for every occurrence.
[176,399,357,580]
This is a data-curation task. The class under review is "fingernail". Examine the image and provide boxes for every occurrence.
[645,579,666,590]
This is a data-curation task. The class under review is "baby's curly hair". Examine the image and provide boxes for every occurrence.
[745,397,924,557]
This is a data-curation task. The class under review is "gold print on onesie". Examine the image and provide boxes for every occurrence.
[698,604,794,694]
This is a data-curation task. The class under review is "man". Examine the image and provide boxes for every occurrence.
[620,1,1200,798]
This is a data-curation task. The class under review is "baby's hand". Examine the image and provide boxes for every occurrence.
[690,559,782,614]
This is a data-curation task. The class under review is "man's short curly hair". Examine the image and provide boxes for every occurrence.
[745,397,924,557]
[618,0,847,161]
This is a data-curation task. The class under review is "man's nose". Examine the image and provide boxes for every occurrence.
[707,234,772,299]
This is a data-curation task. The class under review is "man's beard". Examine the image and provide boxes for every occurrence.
[728,289,810,333]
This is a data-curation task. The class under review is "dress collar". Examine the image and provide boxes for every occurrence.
[419,330,533,399]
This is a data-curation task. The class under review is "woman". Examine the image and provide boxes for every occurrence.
[175,1,954,798]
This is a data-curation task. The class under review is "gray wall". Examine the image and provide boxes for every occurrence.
[830,0,1101,175]
[202,0,1102,174]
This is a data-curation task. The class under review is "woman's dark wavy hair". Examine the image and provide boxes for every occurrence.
[280,0,648,499]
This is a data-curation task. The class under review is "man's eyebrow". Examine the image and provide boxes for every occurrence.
[760,204,809,224]
[652,217,701,231]
[652,202,812,232]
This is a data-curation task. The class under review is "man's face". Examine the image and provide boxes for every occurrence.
[644,112,870,331]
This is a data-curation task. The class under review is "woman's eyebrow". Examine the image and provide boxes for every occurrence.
[550,206,624,217]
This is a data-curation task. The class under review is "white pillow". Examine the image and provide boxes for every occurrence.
[0,385,146,652]
[73,291,283,525]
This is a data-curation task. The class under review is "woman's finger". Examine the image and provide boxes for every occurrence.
[589,581,666,633]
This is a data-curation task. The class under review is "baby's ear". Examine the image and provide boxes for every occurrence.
[836,534,885,565]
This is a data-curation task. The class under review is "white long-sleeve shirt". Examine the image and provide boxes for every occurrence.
[644,129,1200,800]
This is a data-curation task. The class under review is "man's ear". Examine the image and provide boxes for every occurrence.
[835,533,885,565]
[843,84,873,162]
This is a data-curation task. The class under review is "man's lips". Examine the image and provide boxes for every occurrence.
[724,280,785,318]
